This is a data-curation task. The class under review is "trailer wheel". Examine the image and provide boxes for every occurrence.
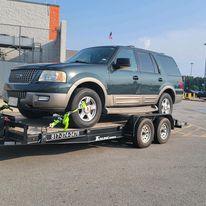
[133,118,154,148]
[154,117,171,144]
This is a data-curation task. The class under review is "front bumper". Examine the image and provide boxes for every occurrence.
[4,91,68,112]
[3,82,71,112]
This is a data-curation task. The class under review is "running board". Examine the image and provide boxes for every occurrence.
[106,106,158,115]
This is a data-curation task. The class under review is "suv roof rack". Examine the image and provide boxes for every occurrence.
[128,45,135,48]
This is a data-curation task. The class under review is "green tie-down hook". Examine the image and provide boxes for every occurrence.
[49,101,87,131]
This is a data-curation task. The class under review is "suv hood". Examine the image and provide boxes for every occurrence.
[13,62,107,70]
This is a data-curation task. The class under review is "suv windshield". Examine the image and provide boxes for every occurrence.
[67,47,116,64]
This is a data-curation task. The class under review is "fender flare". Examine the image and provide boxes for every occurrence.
[66,77,108,104]
[158,86,176,103]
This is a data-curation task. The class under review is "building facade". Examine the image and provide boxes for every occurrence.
[0,0,67,63]
[0,0,67,94]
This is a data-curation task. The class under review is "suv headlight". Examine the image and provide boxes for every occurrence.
[38,70,67,83]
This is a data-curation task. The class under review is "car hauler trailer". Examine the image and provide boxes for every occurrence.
[0,113,183,148]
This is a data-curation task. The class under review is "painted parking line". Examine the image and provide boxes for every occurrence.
[172,124,206,138]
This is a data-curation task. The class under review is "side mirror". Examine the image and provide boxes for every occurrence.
[113,58,131,69]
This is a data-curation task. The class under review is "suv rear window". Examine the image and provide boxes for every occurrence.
[155,55,181,76]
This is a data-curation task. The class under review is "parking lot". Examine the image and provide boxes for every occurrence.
[0,100,206,206]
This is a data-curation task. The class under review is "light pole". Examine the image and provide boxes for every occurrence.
[190,62,194,76]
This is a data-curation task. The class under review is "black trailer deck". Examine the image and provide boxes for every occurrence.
[0,113,183,148]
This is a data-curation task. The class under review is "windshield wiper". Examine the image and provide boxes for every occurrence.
[70,60,90,64]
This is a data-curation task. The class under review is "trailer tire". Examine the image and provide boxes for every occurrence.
[133,118,154,148]
[154,117,171,144]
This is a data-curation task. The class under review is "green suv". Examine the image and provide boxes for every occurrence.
[3,46,183,128]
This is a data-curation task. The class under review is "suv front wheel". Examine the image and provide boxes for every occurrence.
[69,88,102,128]
[157,93,173,114]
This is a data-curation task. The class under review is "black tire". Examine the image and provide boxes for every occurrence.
[158,93,173,114]
[154,117,171,144]
[18,104,48,119]
[69,88,102,128]
[133,118,154,148]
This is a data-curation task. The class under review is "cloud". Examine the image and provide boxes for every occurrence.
[137,37,151,49]
[134,28,206,76]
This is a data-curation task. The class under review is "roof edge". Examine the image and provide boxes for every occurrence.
[8,0,59,7]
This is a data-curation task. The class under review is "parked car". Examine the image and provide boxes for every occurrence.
[197,91,206,99]
[3,46,183,128]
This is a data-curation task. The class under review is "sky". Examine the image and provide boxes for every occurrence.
[39,0,206,76]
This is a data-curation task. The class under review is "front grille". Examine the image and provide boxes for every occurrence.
[9,69,37,83]
[7,91,27,99]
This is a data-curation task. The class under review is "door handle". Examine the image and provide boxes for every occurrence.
[133,76,139,80]
[158,78,163,82]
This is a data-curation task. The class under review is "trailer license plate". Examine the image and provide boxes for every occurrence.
[8,97,18,107]
[47,131,80,142]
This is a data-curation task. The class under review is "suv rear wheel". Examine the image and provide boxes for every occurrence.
[158,93,173,114]
[69,88,102,128]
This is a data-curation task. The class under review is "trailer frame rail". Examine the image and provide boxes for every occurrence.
[0,113,184,148]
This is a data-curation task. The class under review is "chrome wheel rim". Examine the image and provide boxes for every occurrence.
[161,98,171,114]
[160,123,169,140]
[78,96,97,122]
[141,124,151,144]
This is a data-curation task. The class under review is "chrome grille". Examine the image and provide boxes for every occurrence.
[7,91,27,99]
[9,69,37,83]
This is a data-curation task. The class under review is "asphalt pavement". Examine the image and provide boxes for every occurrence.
[0,100,206,206]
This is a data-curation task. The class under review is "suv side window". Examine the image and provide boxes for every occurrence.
[114,48,137,71]
[137,52,157,73]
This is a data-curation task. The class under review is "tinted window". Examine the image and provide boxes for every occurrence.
[155,55,181,76]
[138,52,156,73]
[115,48,137,71]
[67,47,116,64]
